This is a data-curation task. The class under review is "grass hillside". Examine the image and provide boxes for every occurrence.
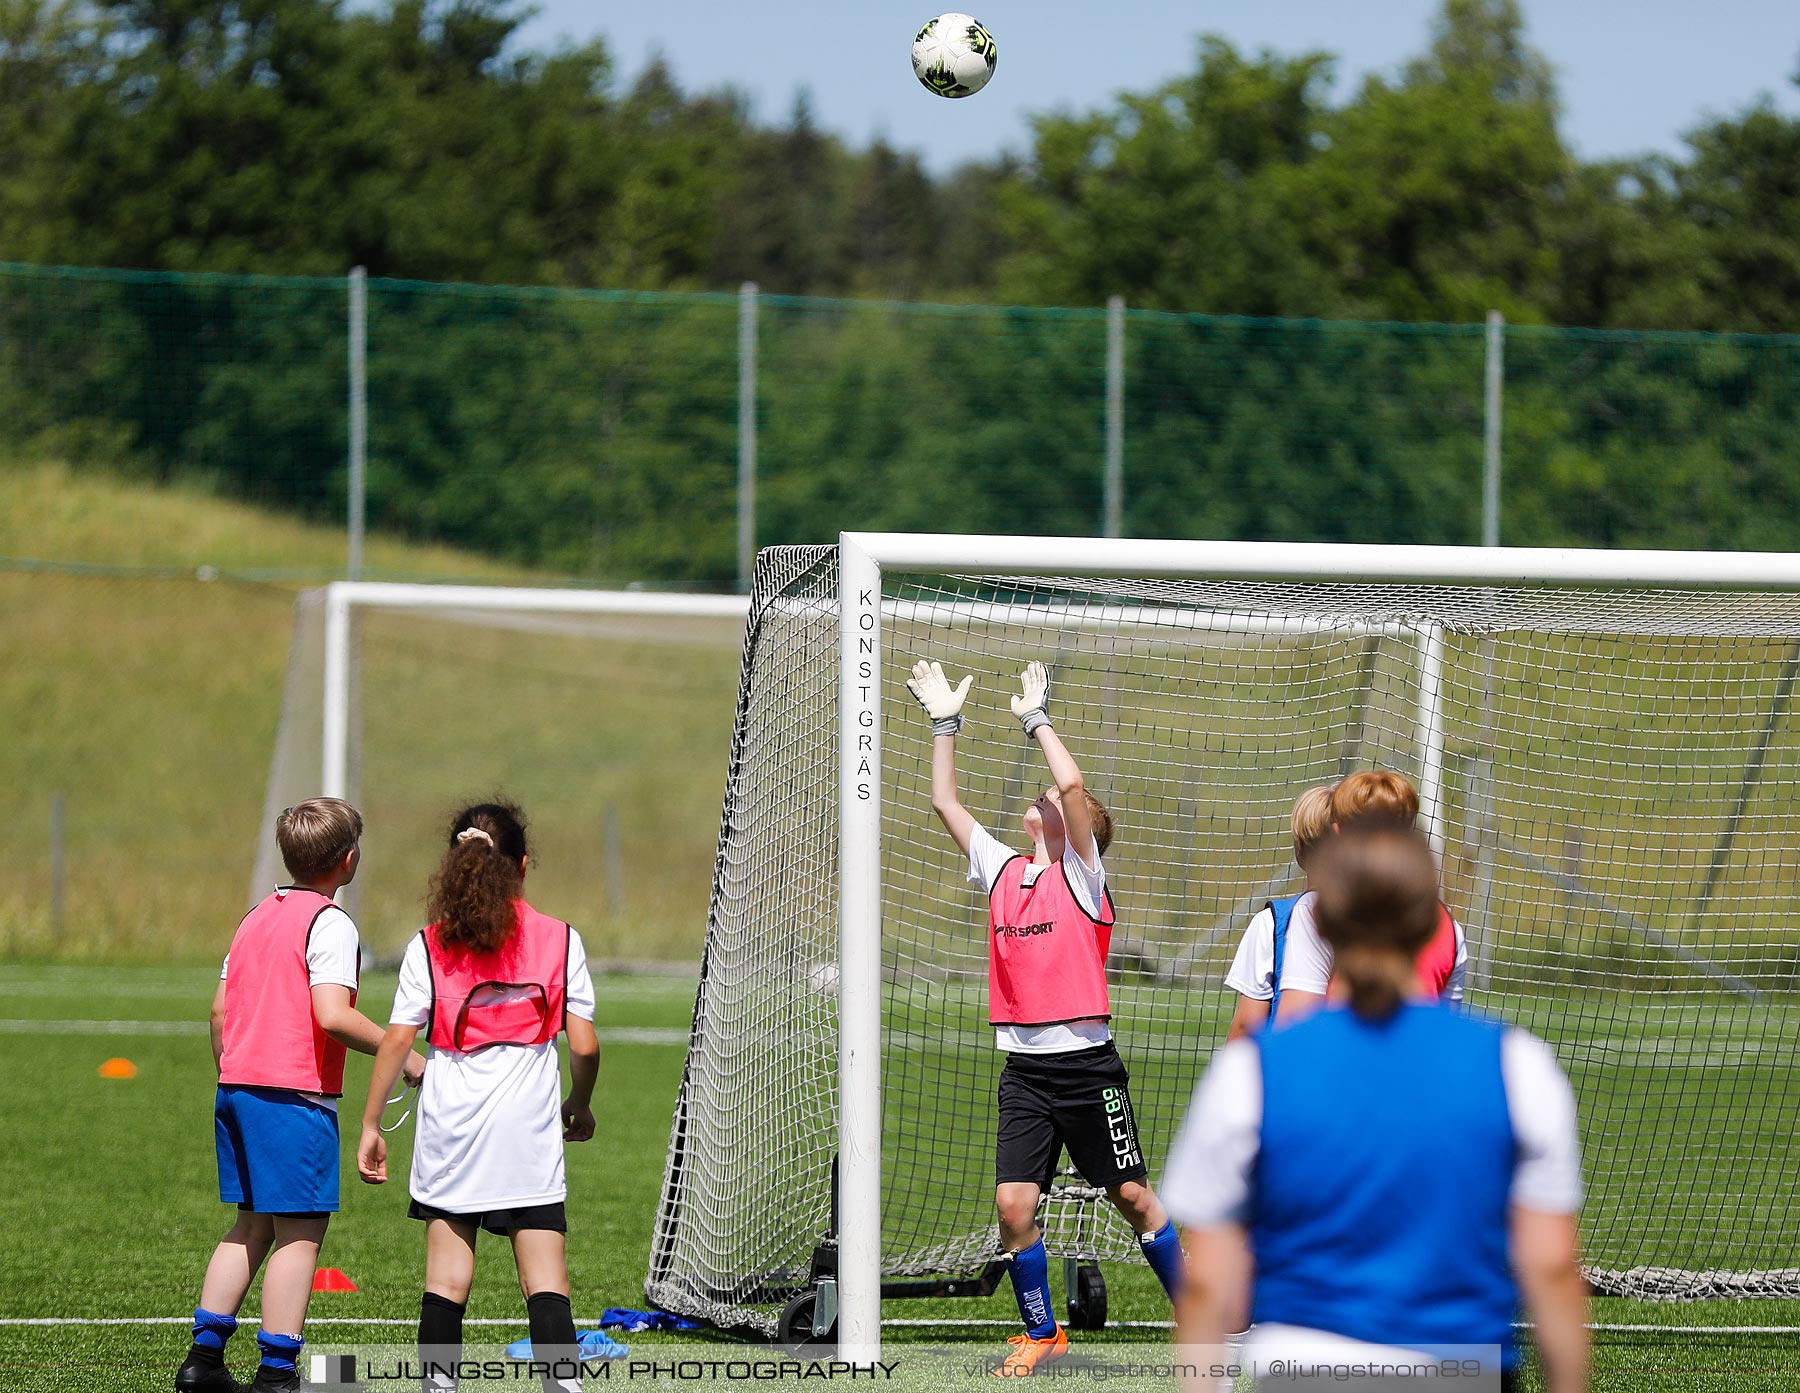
[0,461,741,963]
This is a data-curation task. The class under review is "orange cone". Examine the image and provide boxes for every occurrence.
[98,1058,137,1079]
[312,1268,358,1293]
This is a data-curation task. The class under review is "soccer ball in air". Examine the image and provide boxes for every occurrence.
[911,13,998,99]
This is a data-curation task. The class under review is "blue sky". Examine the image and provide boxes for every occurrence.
[516,1,1800,171]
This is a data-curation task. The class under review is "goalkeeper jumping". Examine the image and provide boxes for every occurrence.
[909,658,1185,1376]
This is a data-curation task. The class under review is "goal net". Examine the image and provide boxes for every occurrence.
[649,538,1800,1341]
[254,584,747,960]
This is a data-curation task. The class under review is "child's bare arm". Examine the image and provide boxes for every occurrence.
[1512,1207,1590,1393]
[563,1013,600,1142]
[1036,725,1100,864]
[929,729,978,855]
[313,987,427,1085]
[209,978,228,1073]
[1273,988,1327,1021]
[312,984,385,1055]
[1013,662,1101,865]
[1225,995,1270,1043]
[1173,1223,1252,1355]
[908,659,978,856]
[357,1022,420,1185]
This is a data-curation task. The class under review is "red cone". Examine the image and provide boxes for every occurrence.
[312,1268,358,1292]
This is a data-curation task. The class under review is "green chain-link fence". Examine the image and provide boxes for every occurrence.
[5,260,1800,588]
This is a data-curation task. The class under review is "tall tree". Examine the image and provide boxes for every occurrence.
[1294,0,1571,321]
[1675,75,1800,331]
[996,38,1337,313]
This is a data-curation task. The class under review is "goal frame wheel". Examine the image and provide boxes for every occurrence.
[1065,1260,1108,1331]
[778,1287,837,1346]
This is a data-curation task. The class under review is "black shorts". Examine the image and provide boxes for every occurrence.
[995,1040,1149,1189]
[407,1199,567,1235]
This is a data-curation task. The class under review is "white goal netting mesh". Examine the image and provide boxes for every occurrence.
[648,545,1800,1333]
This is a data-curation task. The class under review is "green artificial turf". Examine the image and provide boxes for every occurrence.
[0,966,1795,1390]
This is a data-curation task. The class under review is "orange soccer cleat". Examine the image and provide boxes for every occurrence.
[993,1325,1068,1377]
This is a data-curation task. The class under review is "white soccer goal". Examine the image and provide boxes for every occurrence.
[254,582,749,956]
[649,535,1800,1356]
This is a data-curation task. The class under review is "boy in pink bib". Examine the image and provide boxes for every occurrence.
[179,798,424,1393]
[909,659,1185,1376]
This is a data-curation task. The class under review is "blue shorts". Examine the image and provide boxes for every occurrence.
[214,1085,341,1215]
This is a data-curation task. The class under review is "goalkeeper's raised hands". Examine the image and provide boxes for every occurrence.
[908,659,974,738]
[1010,660,1051,735]
[912,658,978,853]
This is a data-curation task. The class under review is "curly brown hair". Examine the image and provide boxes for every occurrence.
[426,801,528,954]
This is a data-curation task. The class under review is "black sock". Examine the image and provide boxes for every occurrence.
[421,1292,466,1392]
[525,1291,580,1391]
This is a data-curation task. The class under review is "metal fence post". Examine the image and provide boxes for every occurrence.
[738,281,759,592]
[49,792,65,934]
[1104,296,1125,538]
[1483,310,1504,548]
[348,267,368,580]
[603,804,626,916]
[1472,308,1506,990]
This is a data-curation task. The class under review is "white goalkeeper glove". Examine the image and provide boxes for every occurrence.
[907,659,974,738]
[1011,661,1051,735]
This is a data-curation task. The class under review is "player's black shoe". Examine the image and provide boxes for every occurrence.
[174,1354,246,1393]
[245,1367,300,1393]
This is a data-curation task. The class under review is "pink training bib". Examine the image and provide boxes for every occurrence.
[424,901,570,1053]
[987,856,1114,1027]
[220,888,354,1097]
[1415,903,1461,999]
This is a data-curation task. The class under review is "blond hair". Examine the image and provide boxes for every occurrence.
[1330,770,1420,828]
[276,798,363,881]
[1291,784,1336,866]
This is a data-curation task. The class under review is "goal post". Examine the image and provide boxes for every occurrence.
[314,582,752,799]
[254,581,750,951]
[652,533,1800,1354]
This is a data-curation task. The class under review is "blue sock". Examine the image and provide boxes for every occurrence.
[1139,1221,1184,1299]
[191,1307,237,1353]
[1006,1238,1057,1338]
[256,1330,303,1375]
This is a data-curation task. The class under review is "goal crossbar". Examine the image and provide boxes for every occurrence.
[845,534,1800,589]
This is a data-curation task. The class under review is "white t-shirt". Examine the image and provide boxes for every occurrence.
[1224,904,1281,1001]
[389,926,597,1212]
[966,821,1112,1055]
[1270,892,1468,1003]
[220,897,361,1111]
[1160,1028,1583,1229]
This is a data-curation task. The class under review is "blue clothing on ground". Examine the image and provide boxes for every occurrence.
[505,1330,630,1360]
[1252,1003,1518,1366]
[214,1084,340,1214]
[599,1309,701,1332]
